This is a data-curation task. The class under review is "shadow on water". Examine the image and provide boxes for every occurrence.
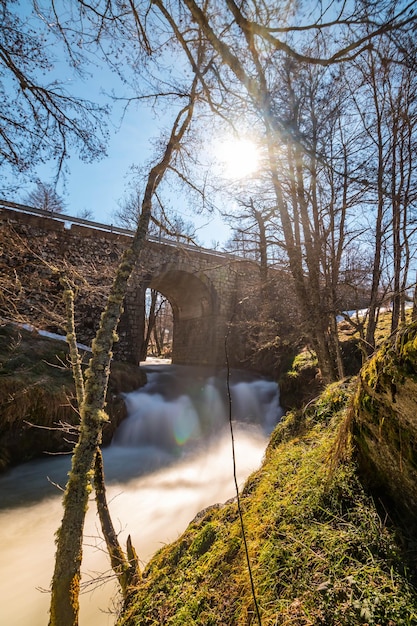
[0,365,283,510]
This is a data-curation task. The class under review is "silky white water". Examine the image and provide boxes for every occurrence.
[0,365,283,625]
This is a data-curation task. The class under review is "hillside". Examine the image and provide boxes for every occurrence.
[116,325,417,626]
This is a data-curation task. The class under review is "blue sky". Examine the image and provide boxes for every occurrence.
[57,114,232,247]
[2,10,232,249]
[19,76,231,248]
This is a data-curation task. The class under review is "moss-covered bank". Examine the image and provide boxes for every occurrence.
[353,320,417,527]
[117,377,417,626]
[0,323,145,471]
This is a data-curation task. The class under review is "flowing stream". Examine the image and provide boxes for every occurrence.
[0,364,283,625]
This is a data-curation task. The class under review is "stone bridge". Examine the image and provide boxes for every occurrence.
[0,201,262,367]
[118,229,260,366]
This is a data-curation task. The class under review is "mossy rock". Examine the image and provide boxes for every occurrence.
[353,321,417,525]
[279,348,322,410]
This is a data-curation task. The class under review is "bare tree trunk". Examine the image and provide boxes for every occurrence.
[94,449,140,596]
[48,92,197,626]
[142,289,158,359]
[364,51,385,354]
[391,112,401,333]
[413,270,417,321]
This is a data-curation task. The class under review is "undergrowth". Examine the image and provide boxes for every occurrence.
[118,380,417,625]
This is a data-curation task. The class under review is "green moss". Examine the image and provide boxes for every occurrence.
[117,380,417,626]
[314,381,352,422]
[190,523,217,556]
[266,409,306,450]
[291,349,319,372]
[353,322,417,526]
[279,348,322,410]
[359,392,377,415]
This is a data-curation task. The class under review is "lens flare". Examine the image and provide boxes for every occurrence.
[172,400,200,445]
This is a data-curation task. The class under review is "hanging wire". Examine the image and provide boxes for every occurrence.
[225,312,263,626]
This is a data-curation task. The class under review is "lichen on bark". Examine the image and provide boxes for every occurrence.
[48,86,198,625]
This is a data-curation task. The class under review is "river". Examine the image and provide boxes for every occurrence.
[0,364,283,625]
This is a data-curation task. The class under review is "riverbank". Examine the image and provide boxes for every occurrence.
[118,373,417,625]
[116,321,417,625]
[0,323,145,471]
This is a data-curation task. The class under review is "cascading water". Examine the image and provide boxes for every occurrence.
[0,365,283,625]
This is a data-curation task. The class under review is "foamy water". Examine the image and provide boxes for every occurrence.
[0,365,282,625]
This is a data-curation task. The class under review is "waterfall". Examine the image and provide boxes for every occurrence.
[0,365,283,625]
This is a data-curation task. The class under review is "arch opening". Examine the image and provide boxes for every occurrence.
[143,288,173,359]
[149,269,214,320]
[118,266,223,366]
[145,268,217,365]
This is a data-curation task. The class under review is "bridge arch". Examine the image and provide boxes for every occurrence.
[120,262,221,366]
[148,265,218,364]
[149,263,217,320]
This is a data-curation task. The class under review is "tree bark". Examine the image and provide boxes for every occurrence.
[94,449,141,596]
[141,289,158,360]
[48,89,197,626]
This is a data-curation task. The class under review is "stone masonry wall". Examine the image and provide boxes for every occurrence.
[0,208,262,367]
[0,208,124,344]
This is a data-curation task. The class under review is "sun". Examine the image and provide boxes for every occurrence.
[215,137,260,179]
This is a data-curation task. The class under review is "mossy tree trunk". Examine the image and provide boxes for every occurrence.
[48,88,197,626]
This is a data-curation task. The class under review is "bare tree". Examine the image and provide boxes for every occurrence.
[224,199,276,283]
[0,2,108,184]
[386,44,417,331]
[345,25,417,350]
[24,181,66,213]
[151,0,417,380]
[76,207,95,220]
[0,2,228,621]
